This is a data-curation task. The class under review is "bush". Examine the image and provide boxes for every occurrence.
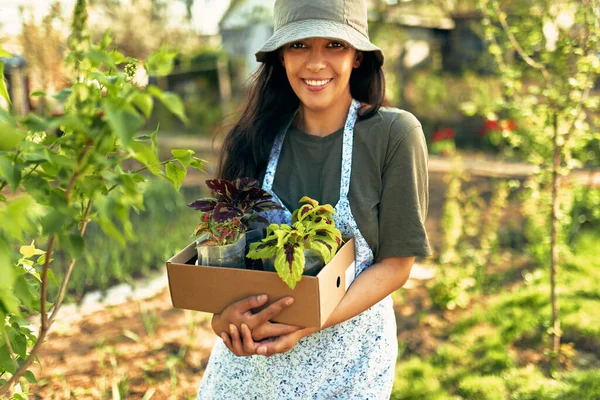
[391,357,452,400]
[458,375,507,400]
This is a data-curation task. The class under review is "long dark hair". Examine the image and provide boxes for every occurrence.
[217,50,386,181]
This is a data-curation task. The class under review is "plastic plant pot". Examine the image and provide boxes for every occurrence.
[263,248,325,277]
[244,228,265,270]
[196,234,246,269]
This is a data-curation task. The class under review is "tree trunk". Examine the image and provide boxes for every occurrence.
[550,112,561,363]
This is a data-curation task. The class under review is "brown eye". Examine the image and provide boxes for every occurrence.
[329,41,345,48]
[290,42,306,49]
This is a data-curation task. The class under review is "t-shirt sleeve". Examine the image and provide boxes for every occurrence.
[377,113,432,259]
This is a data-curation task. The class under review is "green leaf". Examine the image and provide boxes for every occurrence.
[189,157,205,172]
[0,242,15,290]
[0,345,16,374]
[19,241,45,258]
[145,49,177,77]
[85,49,116,68]
[30,90,46,97]
[247,238,278,259]
[130,141,161,177]
[166,162,186,191]
[97,216,126,248]
[0,63,11,105]
[13,275,35,312]
[0,47,10,58]
[21,113,50,132]
[42,209,68,235]
[171,149,194,167]
[24,370,37,384]
[0,154,22,191]
[274,244,304,289]
[307,239,336,263]
[61,234,85,259]
[103,100,145,146]
[0,123,25,150]
[148,86,188,124]
[132,92,153,118]
[53,89,72,102]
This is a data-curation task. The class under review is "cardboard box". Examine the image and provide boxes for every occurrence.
[166,239,355,328]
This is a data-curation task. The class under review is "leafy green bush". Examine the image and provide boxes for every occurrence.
[458,375,507,400]
[391,357,452,400]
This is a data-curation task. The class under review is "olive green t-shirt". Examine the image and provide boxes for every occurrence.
[270,107,432,259]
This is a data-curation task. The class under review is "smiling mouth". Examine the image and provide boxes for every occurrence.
[302,78,333,87]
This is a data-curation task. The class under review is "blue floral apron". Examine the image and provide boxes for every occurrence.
[197,99,397,399]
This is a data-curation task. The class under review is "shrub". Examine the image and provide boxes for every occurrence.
[458,375,507,400]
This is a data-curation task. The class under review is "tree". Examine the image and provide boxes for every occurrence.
[0,0,203,395]
[478,0,600,368]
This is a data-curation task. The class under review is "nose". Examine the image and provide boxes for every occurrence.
[305,47,326,73]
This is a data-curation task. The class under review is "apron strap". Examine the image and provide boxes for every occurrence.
[339,99,360,200]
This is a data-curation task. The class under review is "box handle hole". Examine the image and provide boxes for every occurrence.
[336,276,341,288]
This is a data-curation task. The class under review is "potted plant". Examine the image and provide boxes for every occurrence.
[247,197,343,289]
[188,178,282,268]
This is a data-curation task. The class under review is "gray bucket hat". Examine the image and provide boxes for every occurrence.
[255,0,384,65]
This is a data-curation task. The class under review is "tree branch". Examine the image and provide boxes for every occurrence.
[493,3,551,82]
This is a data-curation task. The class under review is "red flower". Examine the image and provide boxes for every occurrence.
[432,128,455,143]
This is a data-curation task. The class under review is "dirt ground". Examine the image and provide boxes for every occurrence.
[22,170,505,399]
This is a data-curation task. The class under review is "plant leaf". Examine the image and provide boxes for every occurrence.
[274,243,304,289]
[165,162,186,191]
[0,63,11,105]
[212,203,243,222]
[187,198,217,211]
[171,149,194,168]
[103,100,145,146]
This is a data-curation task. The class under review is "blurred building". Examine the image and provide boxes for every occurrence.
[219,0,275,78]
[0,54,29,115]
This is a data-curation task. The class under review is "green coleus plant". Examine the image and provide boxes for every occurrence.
[247,196,343,289]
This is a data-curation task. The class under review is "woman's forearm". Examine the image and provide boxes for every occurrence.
[321,256,415,330]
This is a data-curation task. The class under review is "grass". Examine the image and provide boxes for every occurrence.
[392,228,600,399]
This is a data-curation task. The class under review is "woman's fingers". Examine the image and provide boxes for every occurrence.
[229,324,248,356]
[256,335,293,356]
[252,297,294,326]
[253,322,301,342]
[240,323,258,354]
[235,294,268,313]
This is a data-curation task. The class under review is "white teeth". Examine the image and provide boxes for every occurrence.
[304,79,331,87]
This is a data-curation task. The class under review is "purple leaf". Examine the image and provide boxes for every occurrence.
[234,177,260,190]
[212,202,243,222]
[187,199,218,211]
[206,179,236,202]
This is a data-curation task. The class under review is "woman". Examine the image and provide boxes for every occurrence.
[198,0,431,398]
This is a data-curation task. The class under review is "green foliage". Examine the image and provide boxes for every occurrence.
[390,357,453,400]
[247,197,342,289]
[0,3,202,392]
[458,375,507,400]
[430,163,514,309]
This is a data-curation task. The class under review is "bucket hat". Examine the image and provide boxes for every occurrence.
[255,0,384,65]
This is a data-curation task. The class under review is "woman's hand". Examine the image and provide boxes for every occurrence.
[211,295,300,343]
[222,324,319,357]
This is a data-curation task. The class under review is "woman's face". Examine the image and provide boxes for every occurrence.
[280,37,362,113]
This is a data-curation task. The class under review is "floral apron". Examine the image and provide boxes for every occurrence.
[197,99,397,400]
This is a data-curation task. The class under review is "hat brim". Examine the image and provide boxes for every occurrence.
[255,19,384,65]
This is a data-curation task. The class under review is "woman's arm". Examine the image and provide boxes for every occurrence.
[224,256,415,356]
[321,255,414,329]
